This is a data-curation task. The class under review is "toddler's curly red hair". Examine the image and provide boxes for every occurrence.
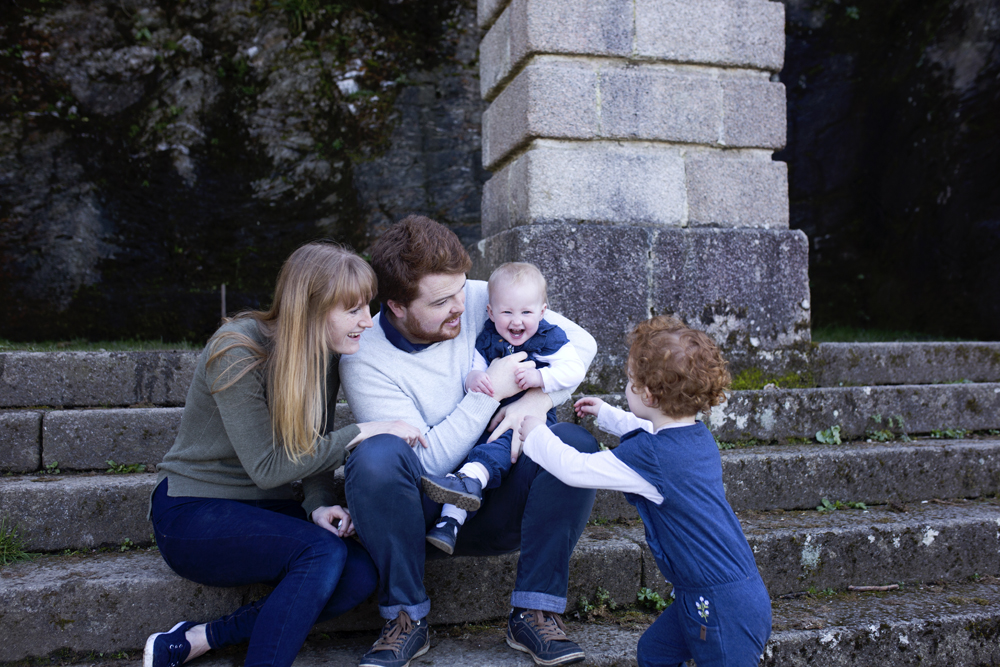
[626,316,731,418]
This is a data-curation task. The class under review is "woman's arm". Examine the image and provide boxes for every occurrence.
[207,345,358,493]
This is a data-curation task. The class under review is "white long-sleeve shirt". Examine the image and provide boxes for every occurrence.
[470,339,585,394]
[521,403,703,504]
[340,279,597,476]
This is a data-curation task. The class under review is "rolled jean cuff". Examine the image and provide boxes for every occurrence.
[379,599,430,622]
[511,591,566,614]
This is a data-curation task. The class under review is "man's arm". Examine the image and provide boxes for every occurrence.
[539,309,596,406]
[341,357,499,475]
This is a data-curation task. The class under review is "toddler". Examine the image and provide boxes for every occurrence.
[518,315,771,667]
[421,262,585,554]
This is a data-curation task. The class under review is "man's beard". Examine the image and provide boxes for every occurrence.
[408,314,462,343]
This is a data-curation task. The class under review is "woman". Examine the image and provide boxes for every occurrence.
[146,243,424,667]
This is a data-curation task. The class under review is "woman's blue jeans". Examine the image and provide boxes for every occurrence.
[150,479,377,667]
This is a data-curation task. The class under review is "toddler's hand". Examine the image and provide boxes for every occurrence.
[574,396,605,418]
[465,370,494,397]
[515,367,543,390]
[518,415,546,443]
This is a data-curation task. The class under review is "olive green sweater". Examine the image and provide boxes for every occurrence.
[154,318,360,518]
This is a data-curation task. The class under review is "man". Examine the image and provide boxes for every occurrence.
[341,215,600,667]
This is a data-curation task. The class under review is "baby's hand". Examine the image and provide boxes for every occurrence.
[518,415,546,443]
[465,370,494,397]
[515,367,543,390]
[574,396,605,418]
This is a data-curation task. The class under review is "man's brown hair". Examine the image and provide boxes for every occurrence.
[370,215,472,306]
[627,315,731,419]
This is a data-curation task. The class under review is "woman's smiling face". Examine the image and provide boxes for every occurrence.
[326,300,373,354]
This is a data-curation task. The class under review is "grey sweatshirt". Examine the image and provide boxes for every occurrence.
[339,279,596,476]
[155,318,360,517]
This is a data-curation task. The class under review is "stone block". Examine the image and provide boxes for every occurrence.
[721,76,787,148]
[478,225,656,391]
[0,410,42,472]
[651,227,809,364]
[685,153,789,228]
[705,383,1000,442]
[600,64,722,145]
[482,59,599,170]
[567,530,642,609]
[0,473,158,551]
[0,351,199,408]
[43,408,184,470]
[478,0,510,29]
[482,142,686,235]
[634,0,784,71]
[746,500,1000,596]
[815,342,1000,386]
[480,0,634,100]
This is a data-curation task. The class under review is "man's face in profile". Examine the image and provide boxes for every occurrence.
[388,272,467,344]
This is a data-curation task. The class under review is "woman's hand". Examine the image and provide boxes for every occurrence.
[351,420,428,449]
[311,505,354,537]
[574,396,605,418]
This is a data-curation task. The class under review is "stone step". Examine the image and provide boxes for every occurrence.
[4,379,1000,473]
[572,383,1000,446]
[4,499,999,661]
[3,547,999,666]
[0,351,199,409]
[5,439,999,553]
[814,341,1000,387]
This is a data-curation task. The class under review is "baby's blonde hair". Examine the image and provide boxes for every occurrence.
[487,262,548,304]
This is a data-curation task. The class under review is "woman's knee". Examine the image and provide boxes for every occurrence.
[295,532,350,592]
[549,422,600,454]
[345,433,419,482]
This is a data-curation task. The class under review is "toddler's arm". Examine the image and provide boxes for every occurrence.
[519,421,663,503]
[532,342,586,393]
[594,402,655,437]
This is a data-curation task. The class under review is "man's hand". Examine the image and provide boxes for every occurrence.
[465,370,494,396]
[518,415,545,443]
[574,396,605,418]
[486,351,535,401]
[515,367,543,390]
[487,388,553,463]
[311,505,354,537]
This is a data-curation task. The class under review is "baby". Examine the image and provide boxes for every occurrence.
[518,315,771,667]
[420,262,585,554]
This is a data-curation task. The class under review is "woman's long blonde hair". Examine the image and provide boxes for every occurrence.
[209,242,376,462]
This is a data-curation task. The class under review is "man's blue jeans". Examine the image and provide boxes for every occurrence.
[151,479,378,667]
[344,422,599,621]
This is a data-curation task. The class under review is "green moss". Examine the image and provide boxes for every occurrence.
[730,367,815,391]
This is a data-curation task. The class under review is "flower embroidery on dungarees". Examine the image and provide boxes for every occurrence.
[696,596,710,621]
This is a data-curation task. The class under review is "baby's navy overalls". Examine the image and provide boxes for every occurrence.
[613,423,771,667]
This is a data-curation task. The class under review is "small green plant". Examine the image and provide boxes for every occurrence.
[817,498,868,512]
[134,27,152,41]
[44,460,61,474]
[930,428,969,439]
[120,538,136,552]
[816,425,842,445]
[637,587,669,612]
[1,518,37,566]
[808,586,837,597]
[866,414,910,442]
[107,460,146,474]
[576,587,616,619]
[845,6,860,20]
